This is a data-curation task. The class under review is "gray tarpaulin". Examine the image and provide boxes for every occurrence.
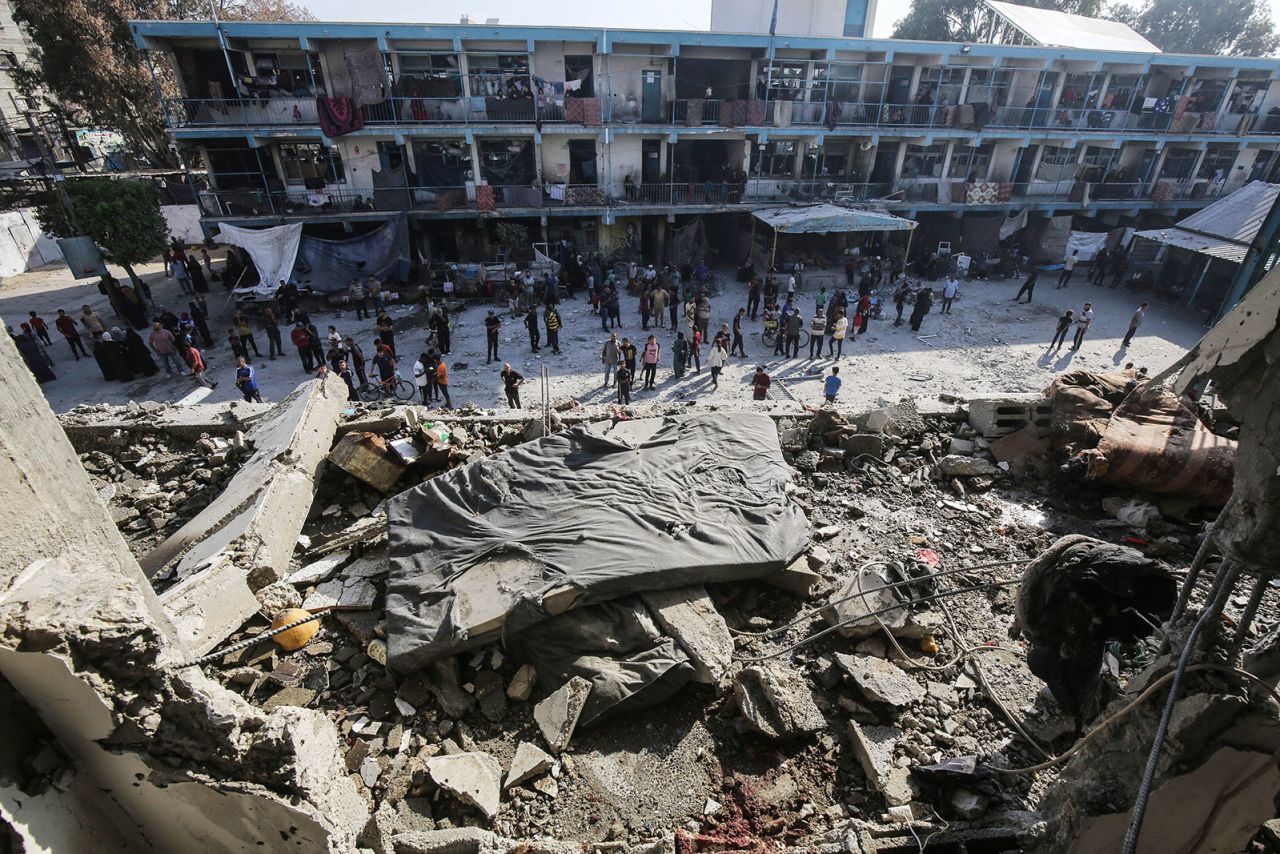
[517,598,695,725]
[385,414,808,673]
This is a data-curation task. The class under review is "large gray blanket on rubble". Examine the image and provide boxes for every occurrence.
[386,414,808,673]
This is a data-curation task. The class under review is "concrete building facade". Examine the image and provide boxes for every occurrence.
[128,15,1280,266]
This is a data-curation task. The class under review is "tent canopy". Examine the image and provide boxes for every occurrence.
[1134,181,1280,264]
[752,204,917,234]
[984,0,1160,53]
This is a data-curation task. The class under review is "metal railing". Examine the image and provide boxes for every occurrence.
[163,91,1280,137]
[196,175,1224,219]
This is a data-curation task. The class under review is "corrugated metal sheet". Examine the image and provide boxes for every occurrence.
[1134,181,1280,264]
[751,204,916,234]
[985,0,1160,53]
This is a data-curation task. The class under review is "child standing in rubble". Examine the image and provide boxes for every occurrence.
[234,356,262,403]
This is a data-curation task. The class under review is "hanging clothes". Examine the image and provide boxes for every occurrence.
[316,97,365,136]
[344,44,388,107]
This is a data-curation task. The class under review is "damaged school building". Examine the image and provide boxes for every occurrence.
[3,263,1280,852]
[129,1,1280,321]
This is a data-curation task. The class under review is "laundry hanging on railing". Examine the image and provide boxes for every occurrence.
[343,44,387,107]
[316,97,365,136]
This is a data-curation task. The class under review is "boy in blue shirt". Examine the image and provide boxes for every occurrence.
[823,366,842,404]
[235,356,263,403]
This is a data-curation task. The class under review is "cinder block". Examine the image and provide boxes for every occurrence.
[967,393,1050,438]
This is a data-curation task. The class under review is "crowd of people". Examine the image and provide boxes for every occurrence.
[10,237,1159,410]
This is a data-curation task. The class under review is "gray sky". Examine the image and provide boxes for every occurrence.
[298,0,1280,39]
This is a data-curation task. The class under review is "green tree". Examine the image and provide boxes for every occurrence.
[1109,0,1278,56]
[893,0,1101,42]
[9,0,314,168]
[33,177,169,289]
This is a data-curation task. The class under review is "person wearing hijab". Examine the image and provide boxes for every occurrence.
[123,327,159,376]
[186,255,208,293]
[13,328,55,383]
[106,329,135,382]
[118,284,149,329]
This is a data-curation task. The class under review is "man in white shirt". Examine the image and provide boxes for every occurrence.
[1057,250,1079,288]
[941,275,959,313]
[1071,302,1094,350]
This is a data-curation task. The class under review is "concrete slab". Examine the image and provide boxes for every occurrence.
[159,555,261,656]
[424,752,502,819]
[640,586,734,686]
[847,721,914,806]
[142,376,348,653]
[734,664,826,739]
[503,741,554,788]
[533,676,591,754]
[59,400,272,443]
[143,375,348,582]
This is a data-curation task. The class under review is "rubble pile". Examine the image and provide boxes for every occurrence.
[55,390,1280,854]
[76,428,249,557]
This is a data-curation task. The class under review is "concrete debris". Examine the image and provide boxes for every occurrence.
[255,580,302,618]
[424,752,503,819]
[734,664,826,739]
[473,670,507,722]
[937,455,1002,478]
[503,741,555,788]
[823,565,909,639]
[288,550,351,586]
[833,653,925,708]
[303,576,377,611]
[425,659,477,719]
[639,586,734,686]
[847,722,914,806]
[329,431,409,493]
[505,664,537,702]
[533,676,592,754]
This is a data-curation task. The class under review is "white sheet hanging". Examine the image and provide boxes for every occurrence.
[1066,230,1109,262]
[217,222,304,296]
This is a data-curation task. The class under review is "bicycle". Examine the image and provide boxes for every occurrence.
[358,372,415,402]
[762,325,810,350]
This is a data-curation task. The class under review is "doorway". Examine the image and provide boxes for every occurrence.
[568,139,598,184]
[642,70,663,122]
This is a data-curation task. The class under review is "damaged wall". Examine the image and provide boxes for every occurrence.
[0,328,368,853]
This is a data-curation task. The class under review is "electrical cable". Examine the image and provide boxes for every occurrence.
[727,559,1026,639]
[731,576,1026,663]
[995,662,1280,776]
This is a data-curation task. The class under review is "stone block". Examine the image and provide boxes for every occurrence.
[640,586,734,685]
[424,752,502,819]
[503,741,554,788]
[833,653,925,708]
[846,722,913,806]
[533,676,591,753]
[734,664,825,739]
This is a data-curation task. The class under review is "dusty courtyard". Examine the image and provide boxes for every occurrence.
[2,255,1200,415]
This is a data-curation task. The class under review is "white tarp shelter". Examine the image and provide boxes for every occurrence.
[984,0,1160,53]
[751,204,917,234]
[216,222,303,295]
[1134,181,1280,264]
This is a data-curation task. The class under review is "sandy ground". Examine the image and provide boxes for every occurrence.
[2,257,1206,415]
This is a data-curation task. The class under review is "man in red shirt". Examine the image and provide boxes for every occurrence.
[751,366,772,400]
[27,311,52,346]
[53,309,88,360]
[290,322,314,372]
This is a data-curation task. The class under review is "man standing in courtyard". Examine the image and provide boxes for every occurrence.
[1057,250,1079,288]
[501,363,524,409]
[1122,302,1147,347]
[602,332,620,387]
[54,310,87,360]
[941,274,958,314]
[1070,302,1094,351]
[641,334,661,390]
[1013,269,1038,303]
[148,321,181,376]
[484,310,501,364]
[234,356,263,402]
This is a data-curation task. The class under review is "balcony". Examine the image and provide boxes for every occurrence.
[163,92,1280,138]
[197,174,1221,222]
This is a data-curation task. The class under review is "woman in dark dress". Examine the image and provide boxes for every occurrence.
[123,327,159,376]
[186,256,209,293]
[14,332,55,383]
[105,330,135,382]
[92,334,118,381]
[119,284,149,329]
